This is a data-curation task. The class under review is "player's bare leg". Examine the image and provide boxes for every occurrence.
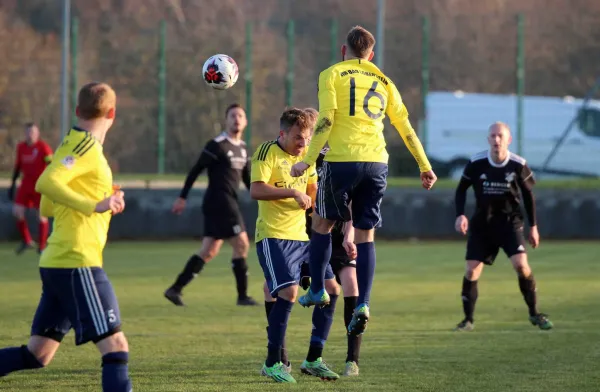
[229,232,257,306]
[339,266,361,376]
[455,260,485,331]
[510,253,553,330]
[12,204,35,254]
[348,228,375,336]
[0,335,61,377]
[300,214,335,307]
[95,332,132,391]
[301,278,340,380]
[164,237,223,306]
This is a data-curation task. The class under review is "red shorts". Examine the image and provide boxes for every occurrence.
[15,184,41,209]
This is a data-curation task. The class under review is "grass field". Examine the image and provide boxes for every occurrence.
[0,241,599,391]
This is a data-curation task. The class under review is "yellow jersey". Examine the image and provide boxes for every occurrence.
[251,140,318,243]
[303,59,431,172]
[35,127,113,268]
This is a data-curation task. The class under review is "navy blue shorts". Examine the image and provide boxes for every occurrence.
[316,161,388,230]
[257,239,334,297]
[31,267,122,345]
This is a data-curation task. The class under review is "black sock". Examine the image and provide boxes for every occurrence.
[232,258,249,300]
[344,296,362,364]
[518,274,538,317]
[461,277,478,323]
[265,301,275,319]
[173,255,205,291]
[306,344,323,362]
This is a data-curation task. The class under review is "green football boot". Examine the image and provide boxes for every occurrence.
[300,357,339,381]
[529,313,553,330]
[298,288,330,308]
[261,362,297,383]
[347,303,370,336]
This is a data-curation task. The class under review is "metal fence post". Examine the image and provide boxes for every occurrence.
[157,20,167,174]
[245,22,253,146]
[286,20,295,107]
[516,13,525,156]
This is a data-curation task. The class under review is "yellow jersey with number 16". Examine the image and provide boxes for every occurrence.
[303,59,431,172]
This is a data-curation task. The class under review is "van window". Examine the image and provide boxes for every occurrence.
[578,108,600,137]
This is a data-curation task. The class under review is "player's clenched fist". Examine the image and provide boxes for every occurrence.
[172,197,186,215]
[292,190,312,210]
[290,162,309,177]
[95,193,125,215]
[455,215,468,235]
[420,170,437,190]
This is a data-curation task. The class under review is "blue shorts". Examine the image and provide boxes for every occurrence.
[257,239,334,297]
[31,267,122,345]
[316,161,388,230]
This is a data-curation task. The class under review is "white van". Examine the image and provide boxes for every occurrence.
[423,91,600,178]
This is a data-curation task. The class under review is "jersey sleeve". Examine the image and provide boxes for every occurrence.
[251,143,274,183]
[386,83,432,173]
[35,142,98,216]
[462,161,475,181]
[518,163,536,191]
[42,142,53,163]
[303,70,337,166]
[14,144,22,169]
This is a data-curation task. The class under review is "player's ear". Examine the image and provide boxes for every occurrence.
[341,44,346,59]
[368,51,375,61]
[75,106,80,118]
[106,107,116,120]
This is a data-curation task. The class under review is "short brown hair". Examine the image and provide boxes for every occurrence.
[77,82,116,120]
[280,107,310,132]
[346,26,376,58]
[225,103,244,118]
[303,107,319,129]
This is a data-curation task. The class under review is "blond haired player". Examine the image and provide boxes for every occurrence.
[291,26,436,336]
[0,82,132,391]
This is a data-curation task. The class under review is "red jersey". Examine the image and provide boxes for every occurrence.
[15,141,53,185]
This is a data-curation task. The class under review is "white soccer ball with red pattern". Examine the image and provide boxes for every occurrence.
[202,54,239,90]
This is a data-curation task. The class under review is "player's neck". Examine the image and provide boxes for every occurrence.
[491,151,508,164]
[344,55,368,61]
[226,130,241,142]
[76,120,109,144]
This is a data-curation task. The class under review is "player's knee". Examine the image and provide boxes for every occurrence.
[339,269,358,296]
[263,281,273,301]
[312,215,334,234]
[465,261,483,281]
[511,256,531,277]
[198,247,218,261]
[325,278,341,296]
[96,332,129,356]
[278,286,298,303]
[27,337,61,368]
[233,240,249,258]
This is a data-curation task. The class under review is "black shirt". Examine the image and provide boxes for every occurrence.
[180,132,250,210]
[455,150,537,227]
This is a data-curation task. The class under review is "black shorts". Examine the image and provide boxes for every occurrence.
[203,208,245,240]
[330,248,356,285]
[466,223,527,265]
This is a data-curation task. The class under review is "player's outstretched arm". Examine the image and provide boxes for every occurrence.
[35,155,97,216]
[178,143,216,200]
[386,84,433,173]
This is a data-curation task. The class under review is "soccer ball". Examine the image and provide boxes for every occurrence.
[202,54,239,90]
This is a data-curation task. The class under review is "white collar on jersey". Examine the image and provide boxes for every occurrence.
[217,131,243,146]
[487,150,510,168]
